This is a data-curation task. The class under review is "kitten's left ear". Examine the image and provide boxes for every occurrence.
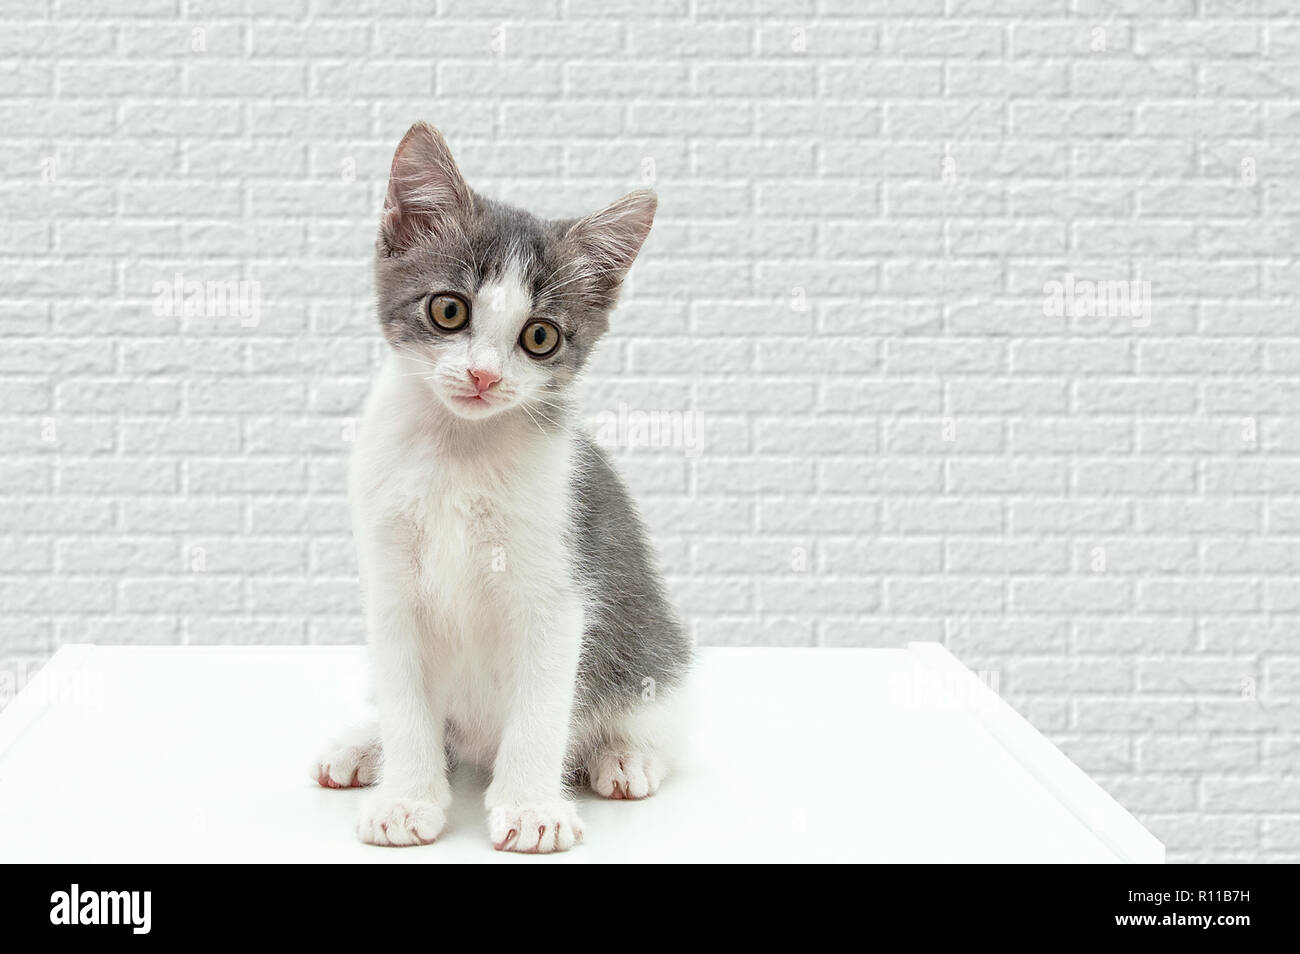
[565,190,657,298]
[380,122,473,255]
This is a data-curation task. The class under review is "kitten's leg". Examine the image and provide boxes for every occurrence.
[314,721,381,789]
[356,597,452,847]
[484,603,585,854]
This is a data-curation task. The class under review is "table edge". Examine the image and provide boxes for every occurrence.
[908,641,1165,864]
[0,643,96,759]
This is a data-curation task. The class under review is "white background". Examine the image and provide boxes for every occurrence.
[1,2,1297,862]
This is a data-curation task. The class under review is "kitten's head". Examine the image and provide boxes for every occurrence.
[374,122,656,422]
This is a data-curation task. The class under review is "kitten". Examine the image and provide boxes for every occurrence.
[314,123,692,853]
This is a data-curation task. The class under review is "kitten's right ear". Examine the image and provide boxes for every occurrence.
[380,122,472,255]
[564,190,657,298]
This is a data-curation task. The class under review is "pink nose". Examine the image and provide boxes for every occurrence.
[468,368,500,393]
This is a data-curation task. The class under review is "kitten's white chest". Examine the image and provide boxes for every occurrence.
[361,414,576,632]
[409,478,508,607]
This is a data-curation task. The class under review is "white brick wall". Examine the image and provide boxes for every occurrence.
[1,1,1297,862]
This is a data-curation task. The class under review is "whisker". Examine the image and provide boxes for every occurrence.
[392,343,435,360]
[525,402,580,437]
[391,346,440,371]
[518,403,549,438]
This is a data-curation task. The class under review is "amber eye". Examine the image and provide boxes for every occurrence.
[428,293,469,331]
[519,319,561,358]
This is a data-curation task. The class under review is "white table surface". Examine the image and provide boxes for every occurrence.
[0,643,1163,863]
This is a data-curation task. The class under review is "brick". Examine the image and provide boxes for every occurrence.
[1138,657,1261,694]
[184,537,308,575]
[1076,701,1198,733]
[1138,736,1259,774]
[886,577,1003,613]
[121,418,241,455]
[247,577,358,614]
[1074,618,1196,654]
[755,416,876,455]
[696,458,815,495]
[884,417,1004,454]
[821,537,942,574]
[626,23,753,57]
[1072,537,1197,574]
[57,459,179,495]
[1139,499,1262,533]
[1148,814,1259,852]
[1009,657,1134,694]
[1137,578,1260,614]
[1072,459,1196,494]
[946,457,1066,494]
[0,577,114,613]
[1204,779,1300,813]
[120,499,243,534]
[0,537,50,573]
[821,457,943,494]
[1011,577,1131,613]
[1012,417,1134,454]
[884,497,1003,533]
[948,618,1068,653]
[946,538,1068,574]
[760,577,880,614]
[694,615,815,648]
[820,617,942,648]
[759,496,877,534]
[119,577,242,614]
[881,21,1004,57]
[55,538,178,575]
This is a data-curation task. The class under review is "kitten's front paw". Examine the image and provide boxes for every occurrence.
[357,794,446,847]
[315,740,380,789]
[487,802,584,854]
[589,750,663,800]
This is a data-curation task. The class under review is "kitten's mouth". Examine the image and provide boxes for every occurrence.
[441,388,506,419]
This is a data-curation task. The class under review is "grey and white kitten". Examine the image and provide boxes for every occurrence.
[313,123,692,853]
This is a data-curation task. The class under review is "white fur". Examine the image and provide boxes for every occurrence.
[314,721,380,789]
[348,263,589,852]
[589,751,663,800]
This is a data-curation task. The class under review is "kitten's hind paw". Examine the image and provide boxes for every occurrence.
[314,740,380,789]
[488,802,584,854]
[589,750,662,800]
[357,794,446,847]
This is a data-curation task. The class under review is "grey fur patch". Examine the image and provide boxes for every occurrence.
[570,434,693,726]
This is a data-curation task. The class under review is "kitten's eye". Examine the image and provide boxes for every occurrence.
[427,293,469,331]
[519,319,560,358]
